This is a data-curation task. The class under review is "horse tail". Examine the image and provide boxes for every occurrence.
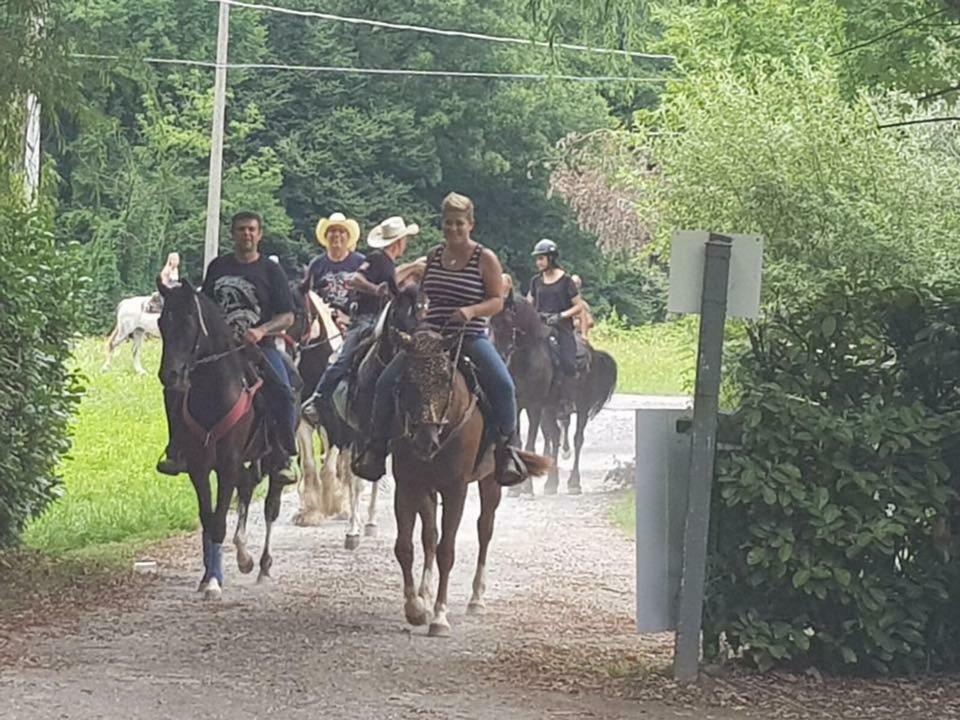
[587,350,618,420]
[517,450,553,478]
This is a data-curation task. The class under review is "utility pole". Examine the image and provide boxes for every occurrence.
[23,15,43,205]
[203,0,231,272]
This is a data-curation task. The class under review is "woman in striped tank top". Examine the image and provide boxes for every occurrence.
[353,192,528,487]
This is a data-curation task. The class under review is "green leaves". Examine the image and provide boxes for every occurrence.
[707,277,960,674]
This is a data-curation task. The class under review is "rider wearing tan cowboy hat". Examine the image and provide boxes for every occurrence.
[303,215,418,423]
[306,212,365,321]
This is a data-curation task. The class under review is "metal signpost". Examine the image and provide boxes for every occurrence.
[634,230,762,683]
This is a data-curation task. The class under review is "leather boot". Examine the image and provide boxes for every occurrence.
[156,445,187,476]
[494,434,527,487]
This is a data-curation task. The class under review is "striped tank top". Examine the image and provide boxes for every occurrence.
[423,243,488,338]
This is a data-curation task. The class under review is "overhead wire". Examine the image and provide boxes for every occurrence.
[211,0,675,63]
[70,53,675,83]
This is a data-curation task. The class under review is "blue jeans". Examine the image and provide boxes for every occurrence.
[262,346,297,436]
[313,317,373,400]
[371,335,517,442]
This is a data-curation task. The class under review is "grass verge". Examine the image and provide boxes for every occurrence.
[590,318,697,396]
[23,338,197,555]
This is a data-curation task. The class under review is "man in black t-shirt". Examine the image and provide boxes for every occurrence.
[303,216,418,423]
[157,212,299,481]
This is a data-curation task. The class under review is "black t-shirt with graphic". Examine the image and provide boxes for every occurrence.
[352,250,397,318]
[202,253,294,342]
[307,251,366,313]
[530,273,578,330]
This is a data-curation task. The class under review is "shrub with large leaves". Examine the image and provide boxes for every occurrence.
[707,278,960,673]
[0,200,83,547]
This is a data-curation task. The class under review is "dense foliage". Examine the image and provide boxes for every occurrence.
[0,201,84,548]
[50,0,669,329]
[707,278,960,673]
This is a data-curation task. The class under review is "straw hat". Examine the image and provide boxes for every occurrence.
[315,212,361,250]
[367,216,420,249]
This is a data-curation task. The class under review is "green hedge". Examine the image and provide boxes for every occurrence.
[707,278,960,674]
[0,200,84,547]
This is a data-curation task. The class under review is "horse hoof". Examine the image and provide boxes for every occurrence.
[257,571,272,585]
[344,534,361,551]
[405,599,430,627]
[544,484,559,496]
[237,555,255,575]
[364,523,378,538]
[507,486,522,498]
[428,621,451,638]
[197,578,210,593]
[561,447,572,460]
[467,601,485,615]
[568,485,582,496]
[203,579,222,601]
[292,511,324,527]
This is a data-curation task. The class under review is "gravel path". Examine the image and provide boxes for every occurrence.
[1,396,750,720]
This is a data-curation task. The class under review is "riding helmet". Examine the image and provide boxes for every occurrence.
[531,238,559,258]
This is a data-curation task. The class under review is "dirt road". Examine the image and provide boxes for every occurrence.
[1,397,747,720]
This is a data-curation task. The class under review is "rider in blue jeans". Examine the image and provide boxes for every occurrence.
[302,216,416,423]
[157,211,299,483]
[352,193,527,487]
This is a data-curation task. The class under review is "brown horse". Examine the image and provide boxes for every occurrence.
[491,292,617,495]
[157,279,288,600]
[390,327,551,635]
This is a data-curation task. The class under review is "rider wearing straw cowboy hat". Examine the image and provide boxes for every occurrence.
[303,215,418,421]
[306,212,365,324]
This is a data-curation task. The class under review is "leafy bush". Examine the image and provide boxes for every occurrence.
[0,200,84,547]
[707,277,960,673]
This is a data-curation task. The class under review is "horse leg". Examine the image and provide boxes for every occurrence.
[205,466,237,601]
[259,471,284,583]
[520,404,542,496]
[561,411,572,460]
[568,408,589,495]
[418,491,438,611]
[189,468,216,594]
[365,473,380,537]
[469,476,501,614]
[345,449,363,550]
[132,329,147,375]
[320,439,347,519]
[395,481,429,626]
[102,326,120,372]
[542,407,562,495]
[429,482,468,637]
[293,419,324,526]
[233,466,256,574]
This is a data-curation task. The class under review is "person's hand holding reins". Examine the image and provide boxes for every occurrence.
[448,306,475,325]
[243,326,267,345]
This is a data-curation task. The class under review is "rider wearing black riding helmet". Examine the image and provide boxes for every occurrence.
[528,239,584,378]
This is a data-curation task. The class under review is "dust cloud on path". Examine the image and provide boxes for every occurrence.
[2,396,747,720]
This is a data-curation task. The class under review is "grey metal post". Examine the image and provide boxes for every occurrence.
[673,233,732,682]
[203,0,231,272]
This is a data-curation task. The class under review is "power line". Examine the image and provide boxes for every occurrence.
[214,0,675,63]
[70,53,673,82]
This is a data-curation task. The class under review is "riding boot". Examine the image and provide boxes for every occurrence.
[494,433,528,487]
[156,445,187,476]
[274,452,299,486]
[352,439,388,482]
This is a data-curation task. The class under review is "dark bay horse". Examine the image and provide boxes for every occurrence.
[389,319,551,636]
[157,279,288,600]
[490,292,617,495]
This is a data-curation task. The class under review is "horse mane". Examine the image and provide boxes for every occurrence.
[166,283,236,347]
[509,292,546,339]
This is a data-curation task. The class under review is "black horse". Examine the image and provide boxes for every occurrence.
[157,279,289,600]
[490,292,618,495]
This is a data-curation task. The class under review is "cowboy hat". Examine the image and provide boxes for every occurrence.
[367,216,420,249]
[315,212,361,250]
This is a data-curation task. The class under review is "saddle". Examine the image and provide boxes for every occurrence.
[546,328,591,375]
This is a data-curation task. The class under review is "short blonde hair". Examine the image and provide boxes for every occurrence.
[441,192,475,221]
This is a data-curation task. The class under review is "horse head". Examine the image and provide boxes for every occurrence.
[156,278,234,392]
[395,329,461,458]
[390,282,428,335]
